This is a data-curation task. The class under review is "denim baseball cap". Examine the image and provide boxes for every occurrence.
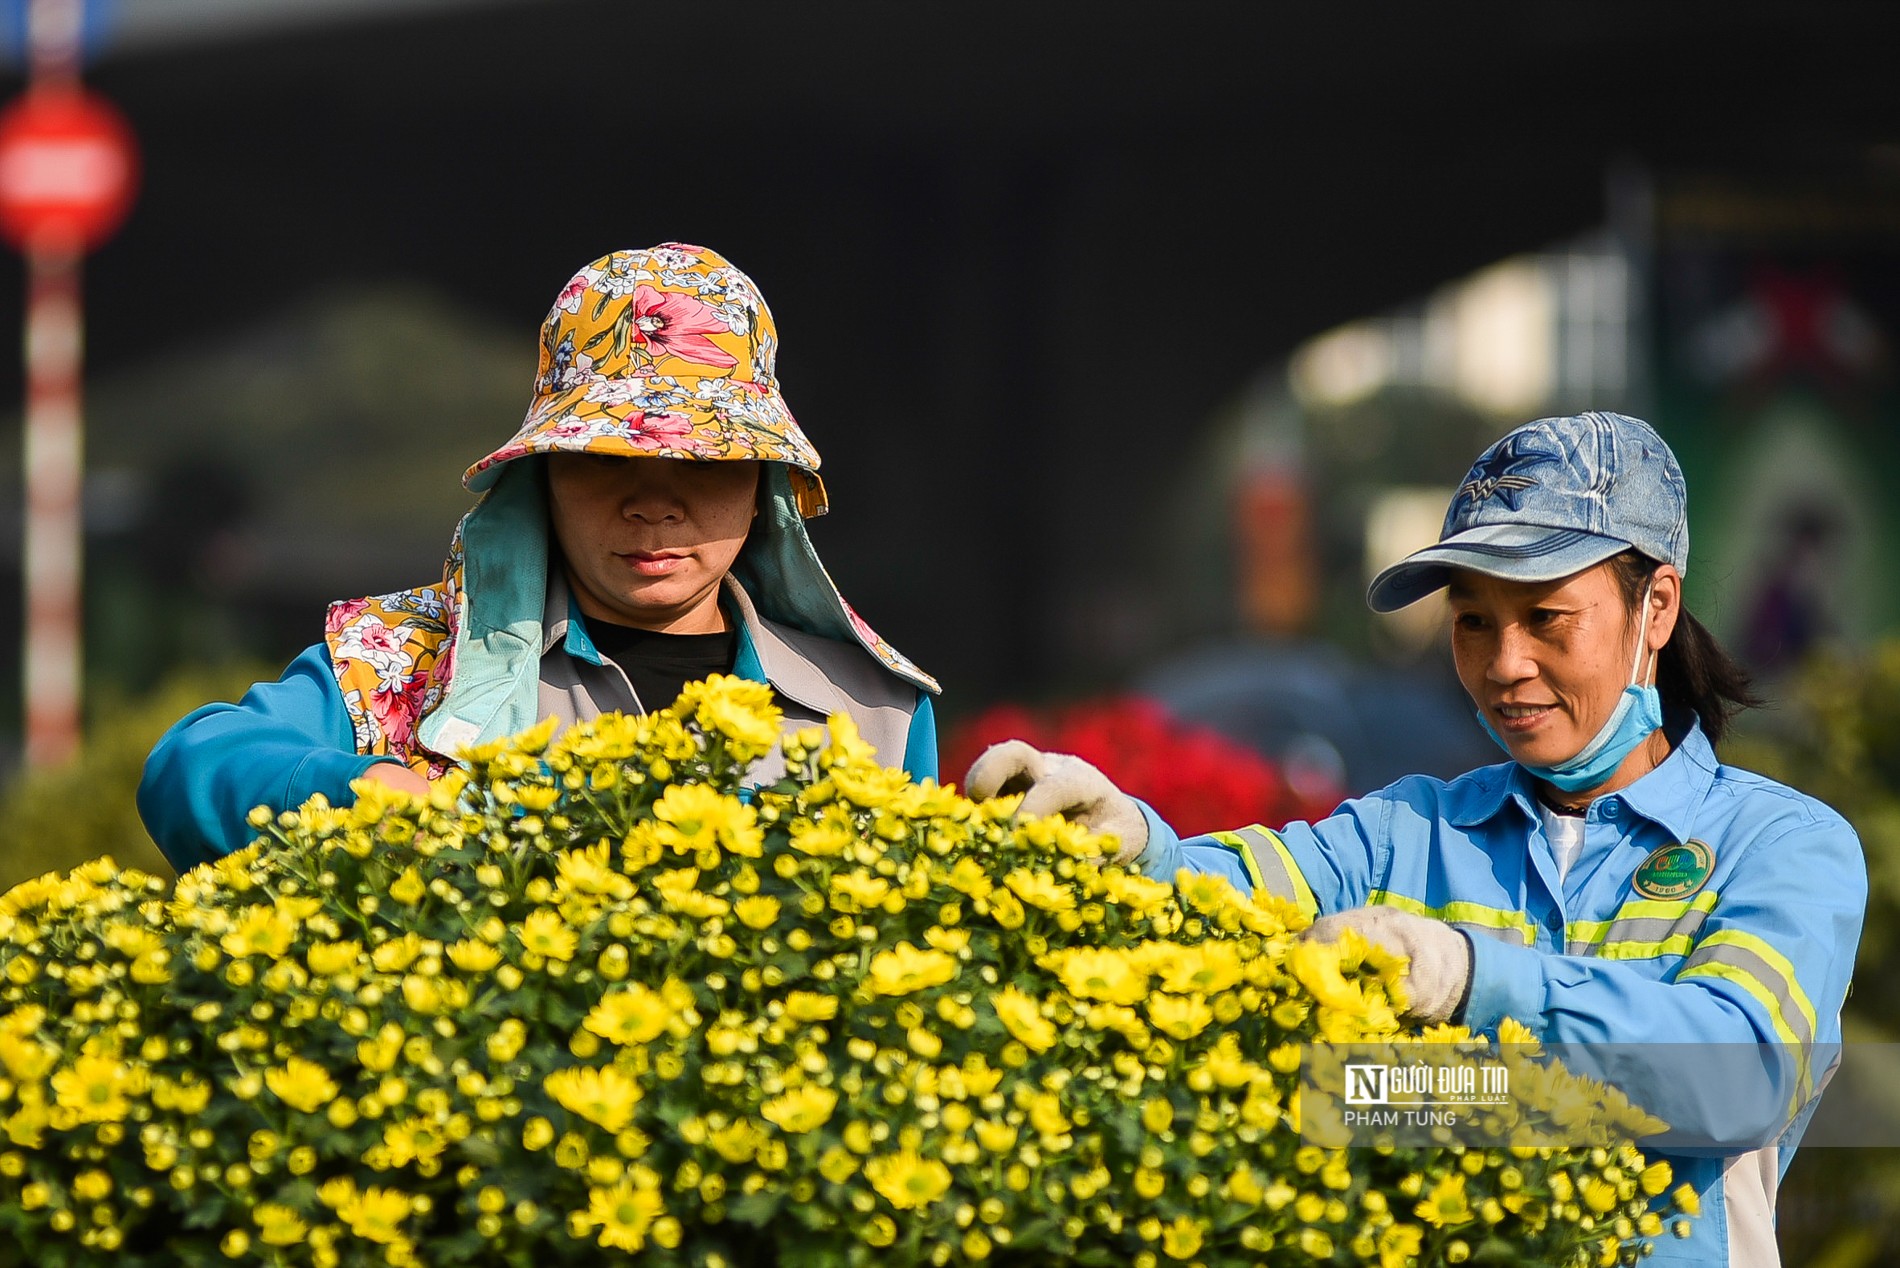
[1367,411,1689,612]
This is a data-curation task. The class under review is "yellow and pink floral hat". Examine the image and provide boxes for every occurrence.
[461,244,937,694]
[464,243,829,517]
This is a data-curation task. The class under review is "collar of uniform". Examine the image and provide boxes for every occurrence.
[540,566,608,665]
[1443,715,1717,837]
[721,574,863,719]
[1445,762,1538,829]
[1609,715,1719,841]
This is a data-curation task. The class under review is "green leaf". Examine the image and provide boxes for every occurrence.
[724,1189,784,1226]
[1006,1217,1060,1252]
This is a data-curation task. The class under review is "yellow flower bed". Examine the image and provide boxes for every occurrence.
[0,677,1693,1266]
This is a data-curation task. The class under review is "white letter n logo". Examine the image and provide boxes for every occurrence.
[1345,1064,1387,1105]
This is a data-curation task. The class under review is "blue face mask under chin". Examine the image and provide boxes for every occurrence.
[1477,581,1665,794]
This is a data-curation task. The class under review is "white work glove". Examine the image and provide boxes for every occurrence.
[1303,906,1474,1024]
[964,740,1149,867]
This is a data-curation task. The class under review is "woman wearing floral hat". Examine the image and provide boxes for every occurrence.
[969,412,1863,1266]
[141,244,939,871]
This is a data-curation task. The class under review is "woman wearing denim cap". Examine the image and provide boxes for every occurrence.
[141,244,939,870]
[969,412,1863,1265]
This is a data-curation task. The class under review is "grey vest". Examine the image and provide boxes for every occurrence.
[535,573,919,783]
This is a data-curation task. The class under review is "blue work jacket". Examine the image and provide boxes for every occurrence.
[1139,718,1864,1266]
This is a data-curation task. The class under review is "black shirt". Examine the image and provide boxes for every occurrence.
[583,620,737,714]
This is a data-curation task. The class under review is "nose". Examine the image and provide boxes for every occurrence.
[1485,624,1538,687]
[619,473,686,524]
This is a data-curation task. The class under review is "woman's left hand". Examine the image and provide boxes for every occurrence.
[1304,906,1474,1023]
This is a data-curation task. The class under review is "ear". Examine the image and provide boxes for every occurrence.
[1647,564,1682,655]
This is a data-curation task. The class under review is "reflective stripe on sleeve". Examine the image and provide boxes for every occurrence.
[1566,890,1721,958]
[1208,826,1318,919]
[1678,930,1817,1108]
[1678,931,1818,1053]
[1367,890,1537,948]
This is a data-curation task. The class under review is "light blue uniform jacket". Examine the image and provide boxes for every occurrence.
[1139,720,1864,1266]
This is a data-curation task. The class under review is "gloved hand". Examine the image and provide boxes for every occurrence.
[963,740,1149,866]
[1303,906,1473,1023]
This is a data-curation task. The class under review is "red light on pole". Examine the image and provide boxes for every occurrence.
[0,88,139,254]
[1,11,140,768]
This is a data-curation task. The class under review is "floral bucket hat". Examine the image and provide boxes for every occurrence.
[464,243,828,517]
[461,244,937,694]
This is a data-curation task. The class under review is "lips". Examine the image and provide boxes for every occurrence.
[619,550,687,577]
[1492,703,1555,733]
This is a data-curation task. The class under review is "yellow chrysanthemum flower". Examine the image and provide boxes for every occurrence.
[1415,1171,1473,1228]
[761,1085,839,1134]
[1100,870,1174,916]
[864,1148,952,1210]
[1049,949,1149,1006]
[583,984,674,1047]
[264,1057,339,1115]
[829,871,893,913]
[371,932,423,973]
[865,944,958,997]
[517,909,578,962]
[219,906,295,959]
[252,1202,308,1247]
[1145,993,1215,1042]
[1003,869,1076,913]
[676,673,782,753]
[732,895,781,930]
[578,1177,666,1252]
[51,1052,143,1124]
[818,712,879,769]
[653,785,763,859]
[1160,1215,1204,1260]
[557,842,635,900]
[1378,1223,1424,1268]
[305,940,363,977]
[783,991,839,1023]
[1175,871,1241,913]
[544,1065,642,1134]
[329,1181,413,1245]
[708,1119,766,1164]
[991,986,1058,1053]
[446,939,501,973]
[788,808,858,857]
[1496,1015,1542,1051]
[1159,943,1245,996]
[379,1117,449,1168]
[831,764,911,811]
[0,1030,57,1082]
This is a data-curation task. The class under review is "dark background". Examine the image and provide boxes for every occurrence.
[2,0,1898,725]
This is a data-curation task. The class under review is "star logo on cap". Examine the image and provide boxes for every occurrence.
[1457,435,1544,511]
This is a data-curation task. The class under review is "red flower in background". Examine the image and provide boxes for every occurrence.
[944,697,1342,838]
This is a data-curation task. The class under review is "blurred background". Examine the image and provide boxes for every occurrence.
[2,0,1900,1260]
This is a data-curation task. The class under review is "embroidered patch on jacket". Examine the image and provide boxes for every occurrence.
[1631,839,1715,900]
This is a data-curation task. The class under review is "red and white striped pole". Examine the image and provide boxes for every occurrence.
[19,0,86,769]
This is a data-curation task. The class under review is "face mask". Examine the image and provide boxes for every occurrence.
[1477,580,1664,793]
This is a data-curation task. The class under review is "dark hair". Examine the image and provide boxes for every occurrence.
[1606,551,1761,745]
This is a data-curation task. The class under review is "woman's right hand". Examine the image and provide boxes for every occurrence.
[359,761,434,797]
[963,740,1149,865]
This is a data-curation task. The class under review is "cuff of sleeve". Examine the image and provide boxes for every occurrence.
[284,750,402,812]
[1461,934,1547,1037]
[1133,800,1186,882]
